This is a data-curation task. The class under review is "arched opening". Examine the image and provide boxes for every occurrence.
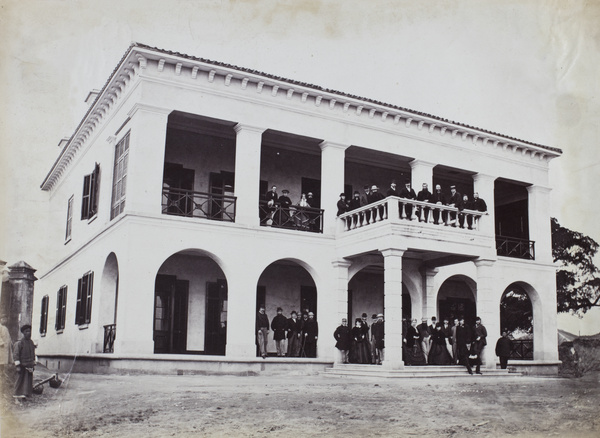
[98,253,118,353]
[256,259,317,357]
[154,250,228,355]
[437,275,477,327]
[500,283,534,360]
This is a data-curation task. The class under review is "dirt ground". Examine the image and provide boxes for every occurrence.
[1,371,599,438]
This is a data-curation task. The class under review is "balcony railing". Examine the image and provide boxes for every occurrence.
[259,201,324,233]
[103,324,116,353]
[509,339,533,360]
[162,188,236,222]
[338,196,486,232]
[496,236,535,260]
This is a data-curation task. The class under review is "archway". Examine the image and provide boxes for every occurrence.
[257,259,318,357]
[500,282,535,360]
[97,253,118,353]
[437,275,477,326]
[154,250,228,355]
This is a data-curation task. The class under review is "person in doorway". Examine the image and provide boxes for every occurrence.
[350,319,370,364]
[271,307,288,357]
[256,305,270,359]
[403,318,426,365]
[359,313,372,363]
[470,317,487,374]
[495,329,514,370]
[13,324,36,400]
[286,311,301,357]
[428,323,453,365]
[417,317,431,364]
[371,313,385,365]
[333,318,352,364]
[441,318,454,360]
[303,312,319,358]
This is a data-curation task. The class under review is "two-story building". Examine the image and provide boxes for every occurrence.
[34,43,561,374]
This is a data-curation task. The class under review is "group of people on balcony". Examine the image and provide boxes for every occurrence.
[337,181,487,229]
[262,185,320,230]
[334,313,385,365]
[256,306,319,358]
[403,315,488,374]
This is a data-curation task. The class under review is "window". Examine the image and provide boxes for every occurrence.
[40,295,49,336]
[81,163,100,220]
[56,286,67,331]
[65,196,74,241]
[111,133,130,219]
[76,272,94,326]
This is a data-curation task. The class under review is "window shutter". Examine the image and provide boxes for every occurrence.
[90,163,100,217]
[85,272,94,324]
[76,277,83,325]
[81,174,91,219]
[40,296,48,335]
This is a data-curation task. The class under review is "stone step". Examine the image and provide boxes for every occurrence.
[323,364,519,378]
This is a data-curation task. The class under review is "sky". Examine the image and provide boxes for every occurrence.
[1,0,599,334]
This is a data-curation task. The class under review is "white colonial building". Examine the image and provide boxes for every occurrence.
[34,43,561,374]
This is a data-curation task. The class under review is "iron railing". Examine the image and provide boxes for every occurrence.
[259,201,324,233]
[509,339,533,360]
[338,196,486,232]
[103,324,116,353]
[162,188,236,222]
[496,236,535,260]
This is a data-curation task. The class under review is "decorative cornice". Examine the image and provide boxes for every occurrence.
[42,43,563,192]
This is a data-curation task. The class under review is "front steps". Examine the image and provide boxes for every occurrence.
[323,363,520,378]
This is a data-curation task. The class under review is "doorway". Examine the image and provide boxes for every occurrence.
[204,279,228,355]
[153,274,189,354]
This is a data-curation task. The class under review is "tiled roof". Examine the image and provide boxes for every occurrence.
[133,42,562,154]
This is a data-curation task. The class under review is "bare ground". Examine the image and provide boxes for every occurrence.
[1,371,599,437]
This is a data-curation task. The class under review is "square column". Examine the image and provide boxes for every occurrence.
[234,124,265,227]
[381,248,406,370]
[225,275,258,358]
[409,159,435,192]
[475,259,500,369]
[472,173,496,237]
[320,141,349,234]
[422,268,439,320]
[332,259,352,364]
[126,105,170,215]
[527,185,553,264]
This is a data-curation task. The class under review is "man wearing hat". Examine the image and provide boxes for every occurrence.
[448,185,462,226]
[13,324,36,399]
[271,307,288,357]
[349,191,362,211]
[303,312,319,358]
[417,183,433,221]
[256,305,270,359]
[264,185,278,225]
[417,317,431,364]
[371,313,385,365]
[277,190,293,227]
[386,180,399,197]
[333,318,351,364]
[286,311,301,357]
[336,192,349,216]
[495,329,514,369]
[399,180,417,219]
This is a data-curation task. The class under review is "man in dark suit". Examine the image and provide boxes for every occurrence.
[264,186,278,225]
[447,185,462,226]
[386,181,399,197]
[271,307,288,357]
[349,191,362,211]
[276,189,293,227]
[371,313,385,365]
[432,184,446,224]
[286,311,301,357]
[399,180,417,219]
[256,305,270,359]
[471,317,488,374]
[417,183,433,222]
[456,317,472,373]
[472,192,488,212]
[336,192,349,216]
[495,329,514,369]
[333,318,351,364]
[303,312,319,358]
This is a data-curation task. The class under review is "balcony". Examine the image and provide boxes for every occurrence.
[103,324,116,353]
[339,197,486,232]
[496,236,535,260]
[162,188,236,222]
[259,201,324,233]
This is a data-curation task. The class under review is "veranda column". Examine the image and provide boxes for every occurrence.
[125,105,170,215]
[234,124,265,226]
[422,268,438,321]
[382,248,406,370]
[409,159,435,192]
[472,173,496,238]
[475,259,500,369]
[331,259,352,363]
[527,185,553,264]
[319,141,349,234]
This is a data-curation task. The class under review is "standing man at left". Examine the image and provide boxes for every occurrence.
[271,307,288,357]
[13,324,36,400]
[256,305,270,359]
